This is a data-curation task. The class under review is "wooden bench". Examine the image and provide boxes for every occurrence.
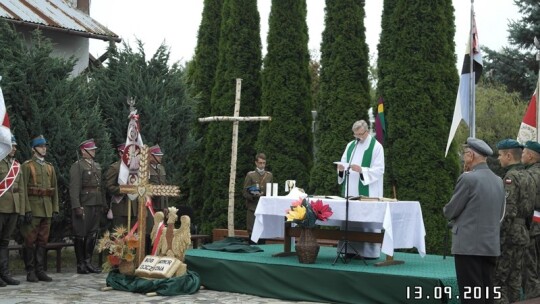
[8,242,74,273]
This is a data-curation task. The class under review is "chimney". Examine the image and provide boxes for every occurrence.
[77,0,90,14]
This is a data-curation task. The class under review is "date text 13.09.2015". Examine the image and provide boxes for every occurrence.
[406,286,501,301]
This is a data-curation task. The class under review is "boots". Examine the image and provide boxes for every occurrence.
[22,246,38,282]
[34,246,52,282]
[0,246,19,285]
[84,236,101,273]
[74,238,88,274]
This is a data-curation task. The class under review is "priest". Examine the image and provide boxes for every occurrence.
[336,120,385,259]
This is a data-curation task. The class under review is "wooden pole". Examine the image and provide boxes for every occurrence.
[227,79,242,237]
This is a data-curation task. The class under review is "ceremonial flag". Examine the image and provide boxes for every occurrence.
[118,109,144,196]
[0,79,13,161]
[445,15,483,156]
[517,89,537,144]
[374,97,386,145]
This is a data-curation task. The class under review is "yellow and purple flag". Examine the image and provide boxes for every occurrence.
[374,97,386,145]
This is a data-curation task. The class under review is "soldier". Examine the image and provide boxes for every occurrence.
[21,135,59,282]
[521,140,540,299]
[145,144,168,253]
[242,153,273,239]
[494,139,535,303]
[105,143,137,230]
[0,135,27,286]
[69,139,106,274]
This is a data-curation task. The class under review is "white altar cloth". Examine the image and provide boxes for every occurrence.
[251,196,426,257]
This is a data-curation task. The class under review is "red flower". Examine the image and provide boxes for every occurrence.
[310,199,333,221]
[108,255,121,266]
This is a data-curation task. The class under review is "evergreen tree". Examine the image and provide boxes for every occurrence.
[257,0,312,193]
[89,41,196,212]
[185,0,223,226]
[310,0,371,195]
[377,0,459,254]
[483,0,540,99]
[0,21,112,239]
[201,0,262,233]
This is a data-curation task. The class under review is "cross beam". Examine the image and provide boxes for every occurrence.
[199,78,271,236]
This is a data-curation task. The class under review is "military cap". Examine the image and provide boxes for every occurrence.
[79,139,97,150]
[525,141,540,154]
[31,135,47,147]
[465,137,493,156]
[116,143,126,152]
[11,135,16,145]
[149,144,164,156]
[496,139,523,150]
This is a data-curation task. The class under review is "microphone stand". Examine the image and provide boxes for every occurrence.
[333,140,367,265]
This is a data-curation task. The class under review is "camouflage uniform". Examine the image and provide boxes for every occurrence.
[523,162,540,299]
[21,155,59,281]
[494,164,535,303]
[105,159,137,229]
[0,155,27,286]
[242,170,273,233]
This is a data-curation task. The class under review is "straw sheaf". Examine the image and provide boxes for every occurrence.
[139,145,149,182]
[152,185,180,197]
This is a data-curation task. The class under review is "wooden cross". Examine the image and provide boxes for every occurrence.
[119,145,180,265]
[199,78,271,237]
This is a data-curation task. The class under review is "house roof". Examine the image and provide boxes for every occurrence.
[0,0,121,42]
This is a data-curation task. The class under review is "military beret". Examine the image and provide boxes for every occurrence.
[466,137,493,156]
[79,139,97,150]
[31,135,47,147]
[525,141,540,154]
[496,139,523,150]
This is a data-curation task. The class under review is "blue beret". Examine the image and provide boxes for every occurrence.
[525,141,540,154]
[11,135,16,145]
[31,135,47,147]
[496,139,523,150]
[466,137,493,156]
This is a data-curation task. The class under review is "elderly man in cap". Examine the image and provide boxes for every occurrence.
[0,136,27,286]
[444,137,505,302]
[521,140,540,299]
[69,139,106,274]
[493,139,535,303]
[21,135,59,282]
[144,144,169,253]
[105,143,137,230]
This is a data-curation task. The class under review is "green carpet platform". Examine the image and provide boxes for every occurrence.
[185,244,460,304]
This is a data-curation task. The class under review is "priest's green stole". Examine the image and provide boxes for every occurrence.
[341,137,376,197]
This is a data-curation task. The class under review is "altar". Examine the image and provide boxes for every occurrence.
[251,196,426,258]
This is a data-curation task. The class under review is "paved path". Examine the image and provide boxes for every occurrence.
[1,272,322,304]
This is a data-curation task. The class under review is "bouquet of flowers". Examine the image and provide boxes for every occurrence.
[285,198,333,228]
[97,226,139,272]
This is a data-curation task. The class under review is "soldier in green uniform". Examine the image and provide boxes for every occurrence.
[20,135,59,282]
[105,143,137,230]
[242,153,273,237]
[0,136,27,286]
[521,140,540,299]
[69,139,106,274]
[145,144,168,254]
[494,139,535,303]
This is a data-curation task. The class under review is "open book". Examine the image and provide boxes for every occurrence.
[134,255,186,279]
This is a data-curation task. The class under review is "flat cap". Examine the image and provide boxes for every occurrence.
[31,135,47,148]
[496,139,523,150]
[525,141,540,154]
[116,143,126,152]
[11,135,16,145]
[149,144,164,156]
[79,139,97,150]
[466,137,493,156]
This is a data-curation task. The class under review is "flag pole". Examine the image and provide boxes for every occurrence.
[535,36,540,141]
[469,0,475,138]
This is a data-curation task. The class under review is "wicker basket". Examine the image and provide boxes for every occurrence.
[295,227,320,264]
[118,260,135,275]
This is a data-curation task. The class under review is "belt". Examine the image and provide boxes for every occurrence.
[28,187,54,197]
[514,218,526,225]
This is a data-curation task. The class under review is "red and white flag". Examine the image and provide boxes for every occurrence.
[0,81,13,161]
[118,109,144,200]
[517,89,537,144]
